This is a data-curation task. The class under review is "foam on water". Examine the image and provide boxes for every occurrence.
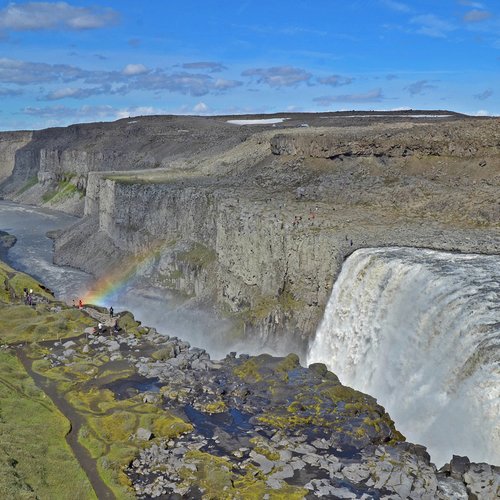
[307,247,500,466]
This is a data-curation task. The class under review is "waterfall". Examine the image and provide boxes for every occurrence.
[307,247,500,466]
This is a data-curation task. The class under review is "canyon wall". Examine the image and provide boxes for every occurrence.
[2,113,499,352]
[0,130,32,183]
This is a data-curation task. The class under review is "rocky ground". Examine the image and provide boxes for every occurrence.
[0,249,499,498]
[22,301,500,499]
[40,315,500,499]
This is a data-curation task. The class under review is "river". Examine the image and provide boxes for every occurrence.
[0,200,93,301]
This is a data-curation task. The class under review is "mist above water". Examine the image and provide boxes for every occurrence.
[0,200,295,360]
[308,247,500,467]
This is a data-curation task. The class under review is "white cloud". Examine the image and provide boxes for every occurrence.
[458,1,485,8]
[182,62,226,73]
[0,2,118,31]
[115,106,168,119]
[463,9,492,22]
[22,104,116,119]
[42,84,118,100]
[123,64,148,76]
[405,80,437,96]
[314,89,384,106]
[193,102,209,113]
[242,66,312,88]
[214,78,240,90]
[0,86,22,96]
[475,109,489,116]
[411,14,455,38]
[317,75,353,87]
[0,57,87,84]
[131,71,242,96]
[381,0,412,13]
[474,89,493,100]
[0,57,240,98]
[45,87,81,99]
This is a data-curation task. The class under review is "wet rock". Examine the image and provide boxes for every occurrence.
[342,463,371,483]
[249,450,275,474]
[136,428,153,441]
[463,463,500,500]
[436,476,468,498]
[143,392,160,404]
[107,340,120,352]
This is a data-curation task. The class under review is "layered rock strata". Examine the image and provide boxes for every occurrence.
[1,113,499,350]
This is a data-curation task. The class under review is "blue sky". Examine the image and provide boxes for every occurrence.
[0,0,499,130]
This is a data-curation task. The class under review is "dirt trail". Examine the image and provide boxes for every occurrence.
[16,317,116,499]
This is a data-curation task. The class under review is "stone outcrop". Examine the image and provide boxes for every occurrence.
[1,112,500,353]
[270,120,500,158]
[0,130,32,183]
[0,116,253,208]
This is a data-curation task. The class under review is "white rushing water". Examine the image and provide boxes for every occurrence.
[307,247,500,467]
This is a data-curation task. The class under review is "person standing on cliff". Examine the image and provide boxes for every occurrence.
[109,306,114,318]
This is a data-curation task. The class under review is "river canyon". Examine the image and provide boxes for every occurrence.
[0,111,499,493]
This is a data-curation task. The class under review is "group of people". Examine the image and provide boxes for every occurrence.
[23,288,34,306]
[96,306,119,335]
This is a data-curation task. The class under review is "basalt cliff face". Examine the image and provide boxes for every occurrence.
[1,112,499,353]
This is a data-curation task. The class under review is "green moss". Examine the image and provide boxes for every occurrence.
[233,358,263,382]
[181,450,234,496]
[180,450,307,499]
[250,437,280,461]
[168,269,183,280]
[322,384,367,404]
[202,400,227,414]
[16,176,38,195]
[151,414,193,438]
[237,290,305,326]
[78,425,107,459]
[275,353,300,381]
[42,179,83,204]
[151,345,175,361]
[0,351,95,499]
[116,311,142,336]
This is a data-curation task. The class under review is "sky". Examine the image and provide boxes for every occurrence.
[0,0,499,131]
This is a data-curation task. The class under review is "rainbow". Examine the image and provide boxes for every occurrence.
[80,243,162,307]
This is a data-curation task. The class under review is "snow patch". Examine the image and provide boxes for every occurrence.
[227,118,288,125]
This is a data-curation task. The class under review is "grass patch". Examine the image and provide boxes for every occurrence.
[42,179,84,204]
[0,302,94,344]
[0,351,95,499]
[16,176,38,196]
[237,290,305,326]
[179,450,308,499]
